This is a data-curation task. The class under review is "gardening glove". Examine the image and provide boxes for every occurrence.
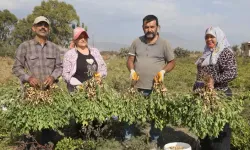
[130,69,139,81]
[154,70,166,83]
[94,73,102,83]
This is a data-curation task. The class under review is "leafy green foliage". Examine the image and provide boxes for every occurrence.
[55,137,150,150]
[12,0,79,47]
[55,137,95,150]
[0,10,18,57]
[174,47,190,58]
[231,116,250,150]
[11,18,34,47]
[1,86,72,134]
[0,81,247,145]
[1,56,250,149]
[0,9,18,42]
[118,47,129,58]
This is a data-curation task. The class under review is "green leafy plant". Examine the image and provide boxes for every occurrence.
[55,137,95,150]
[0,79,249,149]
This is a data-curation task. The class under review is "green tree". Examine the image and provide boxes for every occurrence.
[12,18,33,47]
[174,47,190,58]
[0,9,18,43]
[0,9,17,57]
[118,47,129,58]
[12,0,79,47]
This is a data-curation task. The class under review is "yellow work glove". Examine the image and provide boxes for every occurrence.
[130,69,139,81]
[154,70,166,83]
[94,73,101,78]
[94,73,102,83]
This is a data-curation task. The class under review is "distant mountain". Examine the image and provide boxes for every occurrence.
[160,32,203,51]
[90,42,129,51]
[91,32,204,51]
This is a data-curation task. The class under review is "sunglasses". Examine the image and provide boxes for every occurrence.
[36,21,49,27]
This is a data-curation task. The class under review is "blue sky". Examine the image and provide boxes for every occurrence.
[1,0,249,50]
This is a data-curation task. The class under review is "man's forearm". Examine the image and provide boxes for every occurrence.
[127,56,135,71]
[127,61,134,71]
[162,60,175,73]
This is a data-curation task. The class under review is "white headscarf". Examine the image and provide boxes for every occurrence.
[196,27,232,66]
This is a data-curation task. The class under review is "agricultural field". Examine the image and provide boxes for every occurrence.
[1,0,249,149]
[0,55,250,150]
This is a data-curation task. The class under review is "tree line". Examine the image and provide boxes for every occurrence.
[1,0,247,58]
[0,0,80,57]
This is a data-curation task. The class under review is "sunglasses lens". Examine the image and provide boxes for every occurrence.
[37,22,49,27]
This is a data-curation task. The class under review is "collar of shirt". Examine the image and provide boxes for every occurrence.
[33,38,48,47]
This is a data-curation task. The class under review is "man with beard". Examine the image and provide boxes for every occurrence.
[12,16,62,145]
[125,15,175,149]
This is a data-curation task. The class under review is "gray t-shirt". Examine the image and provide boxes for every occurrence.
[129,36,174,89]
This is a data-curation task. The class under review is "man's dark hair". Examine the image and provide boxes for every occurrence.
[143,15,158,26]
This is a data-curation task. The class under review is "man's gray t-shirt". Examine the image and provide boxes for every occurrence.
[129,36,174,89]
